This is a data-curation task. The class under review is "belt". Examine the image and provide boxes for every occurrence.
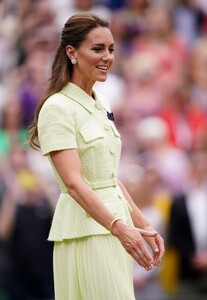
[60,178,118,193]
[84,178,118,189]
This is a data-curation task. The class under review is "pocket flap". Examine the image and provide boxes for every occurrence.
[80,126,105,143]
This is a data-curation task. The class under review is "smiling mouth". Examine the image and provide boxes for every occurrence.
[96,66,108,71]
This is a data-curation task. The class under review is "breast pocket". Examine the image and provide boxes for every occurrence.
[80,126,105,144]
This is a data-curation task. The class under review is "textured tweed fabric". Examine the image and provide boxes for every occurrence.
[38,82,133,240]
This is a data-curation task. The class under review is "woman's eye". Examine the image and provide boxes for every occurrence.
[92,47,115,54]
[93,48,102,52]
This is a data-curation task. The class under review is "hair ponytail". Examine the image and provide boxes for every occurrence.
[28,46,72,149]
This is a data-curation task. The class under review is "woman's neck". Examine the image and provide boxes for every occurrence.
[70,75,95,98]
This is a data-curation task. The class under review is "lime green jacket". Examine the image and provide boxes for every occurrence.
[38,82,132,241]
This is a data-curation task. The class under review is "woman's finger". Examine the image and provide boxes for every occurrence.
[137,228,158,237]
[132,236,155,268]
[121,234,154,269]
[146,234,164,266]
[144,236,160,259]
[135,245,154,270]
[137,229,165,266]
[154,235,165,265]
[131,249,153,271]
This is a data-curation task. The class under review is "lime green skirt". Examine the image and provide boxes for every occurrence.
[53,234,135,300]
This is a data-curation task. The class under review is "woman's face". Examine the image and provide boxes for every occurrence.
[69,26,115,84]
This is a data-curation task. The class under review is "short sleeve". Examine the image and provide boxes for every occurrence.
[38,97,77,155]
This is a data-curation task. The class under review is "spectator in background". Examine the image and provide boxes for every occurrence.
[130,4,188,94]
[114,4,189,137]
[69,0,112,20]
[114,106,141,155]
[121,50,164,118]
[112,0,150,44]
[108,11,129,75]
[109,0,150,75]
[18,48,51,127]
[13,0,58,67]
[0,0,20,81]
[0,93,28,158]
[172,0,204,46]
[195,0,207,33]
[0,162,11,300]
[189,37,207,112]
[54,0,112,29]
[17,0,56,36]
[0,145,56,300]
[135,116,189,196]
[168,147,207,297]
[17,24,59,67]
[159,84,207,151]
[106,0,125,11]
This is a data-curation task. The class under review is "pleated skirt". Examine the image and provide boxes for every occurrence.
[53,234,136,300]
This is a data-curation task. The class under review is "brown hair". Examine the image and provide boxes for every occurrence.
[29,12,109,149]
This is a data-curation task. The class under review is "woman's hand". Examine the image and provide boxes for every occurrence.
[139,227,165,266]
[112,221,158,271]
[117,180,165,267]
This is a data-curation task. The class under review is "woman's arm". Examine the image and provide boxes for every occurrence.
[118,180,152,229]
[118,180,165,266]
[50,149,158,270]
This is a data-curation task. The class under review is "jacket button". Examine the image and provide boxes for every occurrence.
[112,170,116,177]
[95,102,102,110]
[110,147,115,154]
[104,124,110,131]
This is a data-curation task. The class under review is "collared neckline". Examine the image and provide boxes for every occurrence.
[60,82,110,113]
[60,82,97,113]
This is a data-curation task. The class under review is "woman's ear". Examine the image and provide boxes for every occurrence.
[66,45,76,60]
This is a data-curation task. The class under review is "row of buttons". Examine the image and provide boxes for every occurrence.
[95,102,117,177]
[92,100,119,188]
[103,120,116,154]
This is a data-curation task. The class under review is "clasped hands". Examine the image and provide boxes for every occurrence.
[112,222,165,271]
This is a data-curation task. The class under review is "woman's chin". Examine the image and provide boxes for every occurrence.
[96,76,108,82]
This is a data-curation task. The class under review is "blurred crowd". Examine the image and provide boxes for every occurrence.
[0,0,207,299]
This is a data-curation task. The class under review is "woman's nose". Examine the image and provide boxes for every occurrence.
[102,51,114,61]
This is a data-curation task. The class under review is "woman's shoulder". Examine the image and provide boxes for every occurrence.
[40,92,76,117]
[42,92,69,109]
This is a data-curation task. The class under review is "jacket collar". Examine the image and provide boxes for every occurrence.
[60,82,110,114]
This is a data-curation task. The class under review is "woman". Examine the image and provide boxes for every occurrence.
[29,12,164,300]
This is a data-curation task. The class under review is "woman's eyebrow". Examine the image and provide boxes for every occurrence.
[91,43,114,47]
